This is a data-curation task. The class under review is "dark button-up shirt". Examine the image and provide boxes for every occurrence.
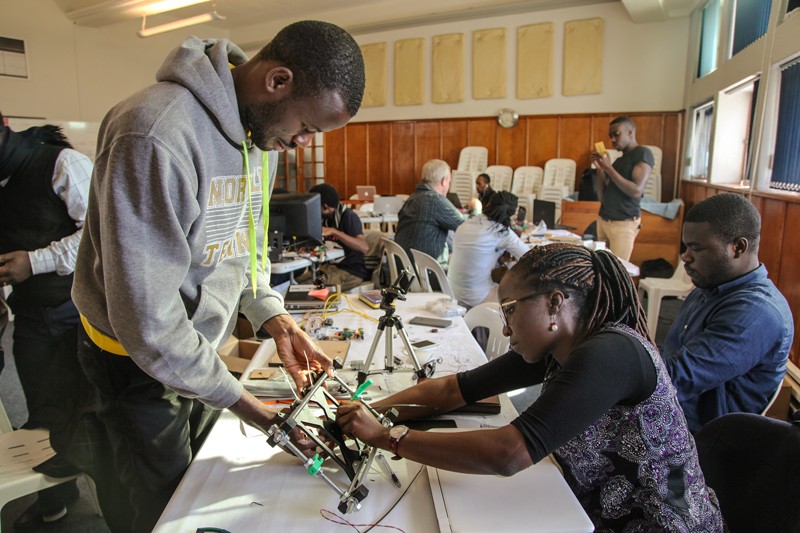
[662,264,794,433]
[394,182,465,263]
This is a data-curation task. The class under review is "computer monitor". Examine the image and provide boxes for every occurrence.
[531,199,556,230]
[269,193,323,246]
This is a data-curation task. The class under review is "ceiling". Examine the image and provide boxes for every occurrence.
[54,0,704,36]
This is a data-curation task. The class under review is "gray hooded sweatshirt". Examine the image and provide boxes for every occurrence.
[73,38,286,409]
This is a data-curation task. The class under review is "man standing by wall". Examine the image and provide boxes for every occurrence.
[662,193,793,433]
[0,113,90,529]
[590,116,653,261]
[71,21,364,532]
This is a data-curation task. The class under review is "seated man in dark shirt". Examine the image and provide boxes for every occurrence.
[662,193,794,433]
[306,183,369,291]
[476,172,495,206]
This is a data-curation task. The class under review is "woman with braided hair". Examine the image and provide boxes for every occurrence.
[338,243,723,531]
[447,190,528,307]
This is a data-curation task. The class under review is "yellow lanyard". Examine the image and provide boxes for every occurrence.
[242,143,270,297]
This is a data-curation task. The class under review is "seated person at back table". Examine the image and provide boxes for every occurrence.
[448,191,528,308]
[661,193,793,433]
[337,243,722,531]
[475,172,495,206]
[394,159,478,265]
[301,183,369,291]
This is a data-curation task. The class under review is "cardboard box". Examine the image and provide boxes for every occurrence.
[217,316,261,375]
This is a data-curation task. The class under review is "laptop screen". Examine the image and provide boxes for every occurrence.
[531,200,556,229]
[356,185,376,202]
[446,192,463,210]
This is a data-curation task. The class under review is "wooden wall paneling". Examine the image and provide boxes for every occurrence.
[345,123,368,195]
[591,115,612,153]
[777,202,800,366]
[496,123,526,169]
[756,198,786,283]
[415,121,442,172]
[526,116,558,167]
[324,128,346,195]
[662,114,681,201]
[631,114,664,148]
[367,123,392,193]
[467,118,498,164]
[390,122,416,194]
[558,115,592,171]
[441,119,469,169]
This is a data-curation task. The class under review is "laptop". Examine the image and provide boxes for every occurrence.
[356,185,377,202]
[446,192,463,210]
[532,199,556,230]
[373,195,405,215]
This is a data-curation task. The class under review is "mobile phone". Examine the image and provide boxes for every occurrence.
[516,206,527,224]
[411,339,439,350]
[409,316,452,328]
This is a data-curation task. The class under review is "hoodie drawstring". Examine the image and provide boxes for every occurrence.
[242,142,270,297]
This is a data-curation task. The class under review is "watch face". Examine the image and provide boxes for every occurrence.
[390,425,409,438]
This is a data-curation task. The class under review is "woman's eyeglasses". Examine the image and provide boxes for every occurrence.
[499,292,546,328]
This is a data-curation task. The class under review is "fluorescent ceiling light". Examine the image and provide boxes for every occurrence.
[140,0,211,16]
[138,10,225,37]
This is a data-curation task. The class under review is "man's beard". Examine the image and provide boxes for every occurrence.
[242,98,294,151]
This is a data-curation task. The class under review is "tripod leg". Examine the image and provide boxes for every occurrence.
[359,324,385,385]
[384,324,394,374]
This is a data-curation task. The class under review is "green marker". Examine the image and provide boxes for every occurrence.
[352,379,373,400]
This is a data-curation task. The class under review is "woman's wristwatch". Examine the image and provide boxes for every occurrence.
[389,425,409,459]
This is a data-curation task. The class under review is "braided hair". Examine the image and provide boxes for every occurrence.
[513,243,651,343]
[483,190,518,232]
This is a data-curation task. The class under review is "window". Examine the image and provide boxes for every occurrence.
[711,79,757,184]
[273,133,325,192]
[689,102,714,179]
[698,0,721,77]
[0,36,28,78]
[731,0,772,56]
[771,60,800,191]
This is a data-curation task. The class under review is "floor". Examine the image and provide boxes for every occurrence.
[0,296,682,532]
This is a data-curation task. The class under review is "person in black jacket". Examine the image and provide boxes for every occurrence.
[0,113,91,529]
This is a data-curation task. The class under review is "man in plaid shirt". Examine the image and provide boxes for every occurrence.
[394,159,477,265]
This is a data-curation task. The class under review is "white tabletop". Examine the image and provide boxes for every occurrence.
[154,293,592,532]
[270,246,345,275]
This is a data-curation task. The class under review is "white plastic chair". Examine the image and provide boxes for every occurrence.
[484,165,513,192]
[644,145,663,177]
[463,302,509,360]
[515,193,536,223]
[511,166,544,197]
[457,147,489,173]
[0,399,101,528]
[761,379,785,416]
[543,158,577,194]
[637,264,694,339]
[381,238,422,292]
[410,249,455,299]
[449,170,477,208]
[644,172,661,202]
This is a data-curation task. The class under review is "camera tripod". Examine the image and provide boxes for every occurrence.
[357,268,437,385]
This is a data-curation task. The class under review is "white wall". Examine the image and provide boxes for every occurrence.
[240,2,691,122]
[1,1,688,125]
[0,0,229,122]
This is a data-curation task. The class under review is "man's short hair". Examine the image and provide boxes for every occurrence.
[477,173,491,184]
[309,183,340,208]
[685,193,761,252]
[610,115,636,130]
[258,20,365,117]
[421,159,451,187]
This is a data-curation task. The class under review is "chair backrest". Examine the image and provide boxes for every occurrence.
[643,171,661,202]
[457,146,489,172]
[484,165,513,192]
[511,166,544,196]
[449,170,477,207]
[0,398,13,434]
[644,145,663,177]
[463,302,509,360]
[410,249,455,298]
[538,185,569,224]
[694,413,800,532]
[543,158,577,193]
[380,238,422,291]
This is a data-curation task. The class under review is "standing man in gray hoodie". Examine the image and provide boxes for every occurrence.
[71,21,364,532]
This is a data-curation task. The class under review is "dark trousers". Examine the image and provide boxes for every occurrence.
[70,328,220,533]
[12,300,84,508]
